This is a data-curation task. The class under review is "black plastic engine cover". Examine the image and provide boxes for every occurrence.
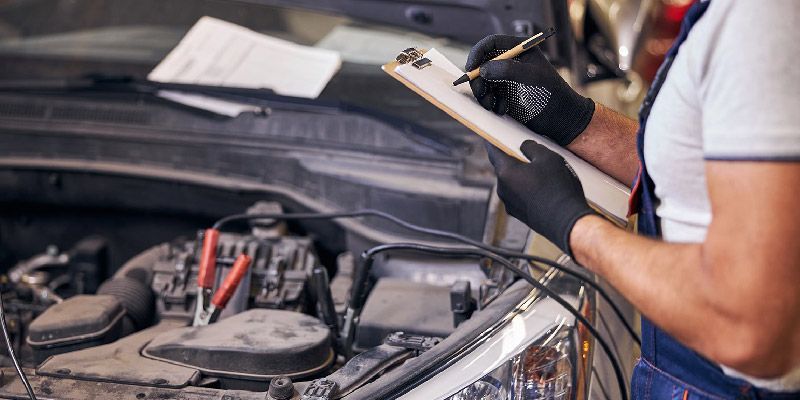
[28,295,125,363]
[143,309,333,381]
[355,278,455,350]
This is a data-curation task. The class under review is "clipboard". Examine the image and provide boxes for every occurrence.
[382,48,631,225]
[383,48,526,163]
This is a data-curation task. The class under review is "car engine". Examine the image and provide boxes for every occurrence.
[0,200,511,399]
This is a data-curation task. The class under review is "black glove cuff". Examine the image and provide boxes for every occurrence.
[545,96,595,147]
[560,208,597,259]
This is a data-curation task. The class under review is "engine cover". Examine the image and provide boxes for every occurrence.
[27,295,126,363]
[143,309,334,382]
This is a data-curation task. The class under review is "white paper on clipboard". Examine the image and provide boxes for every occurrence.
[391,48,631,221]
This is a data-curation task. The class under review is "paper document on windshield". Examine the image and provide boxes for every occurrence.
[383,48,630,221]
[149,16,341,99]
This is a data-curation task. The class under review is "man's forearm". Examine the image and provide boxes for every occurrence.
[567,103,639,185]
[570,214,799,377]
[570,215,711,351]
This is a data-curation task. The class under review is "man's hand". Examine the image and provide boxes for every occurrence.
[466,35,595,146]
[486,140,595,256]
[468,35,639,186]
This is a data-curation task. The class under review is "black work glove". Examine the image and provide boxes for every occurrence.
[486,140,596,257]
[466,35,595,146]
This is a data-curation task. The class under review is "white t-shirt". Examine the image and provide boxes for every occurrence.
[643,0,800,391]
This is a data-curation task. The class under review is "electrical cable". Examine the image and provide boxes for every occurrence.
[213,209,641,345]
[361,243,628,400]
[0,296,37,400]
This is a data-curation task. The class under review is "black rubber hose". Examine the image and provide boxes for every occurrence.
[111,244,167,283]
[97,277,154,330]
[0,296,36,399]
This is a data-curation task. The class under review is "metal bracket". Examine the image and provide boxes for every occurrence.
[384,332,442,355]
[301,379,337,400]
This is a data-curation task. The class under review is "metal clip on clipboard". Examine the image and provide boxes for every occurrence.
[396,48,432,70]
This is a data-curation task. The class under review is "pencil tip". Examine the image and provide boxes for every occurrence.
[452,74,469,86]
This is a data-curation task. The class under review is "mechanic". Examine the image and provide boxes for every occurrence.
[467,1,800,398]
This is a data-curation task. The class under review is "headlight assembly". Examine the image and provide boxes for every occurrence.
[398,292,594,400]
[447,325,585,400]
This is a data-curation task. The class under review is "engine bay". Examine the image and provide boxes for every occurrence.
[0,199,525,399]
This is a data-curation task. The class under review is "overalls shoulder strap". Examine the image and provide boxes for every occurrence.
[628,0,711,235]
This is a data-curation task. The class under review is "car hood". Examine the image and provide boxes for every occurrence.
[233,0,562,45]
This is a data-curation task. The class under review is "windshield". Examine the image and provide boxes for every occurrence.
[0,0,470,82]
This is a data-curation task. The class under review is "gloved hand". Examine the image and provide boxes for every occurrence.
[466,35,595,146]
[486,140,595,257]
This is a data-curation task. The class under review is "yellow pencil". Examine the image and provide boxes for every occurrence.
[452,27,556,86]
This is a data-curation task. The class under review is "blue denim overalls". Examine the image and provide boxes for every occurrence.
[629,1,800,399]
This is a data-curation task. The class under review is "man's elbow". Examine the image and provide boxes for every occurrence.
[710,321,797,378]
[699,245,800,377]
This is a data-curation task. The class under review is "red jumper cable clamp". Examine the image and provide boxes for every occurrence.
[193,228,219,326]
[194,252,252,326]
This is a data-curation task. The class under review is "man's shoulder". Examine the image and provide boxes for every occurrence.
[688,0,800,160]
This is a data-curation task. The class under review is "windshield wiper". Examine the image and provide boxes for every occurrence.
[0,74,272,95]
[0,75,346,114]
[0,75,459,155]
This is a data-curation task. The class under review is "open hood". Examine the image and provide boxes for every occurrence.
[233,0,574,64]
